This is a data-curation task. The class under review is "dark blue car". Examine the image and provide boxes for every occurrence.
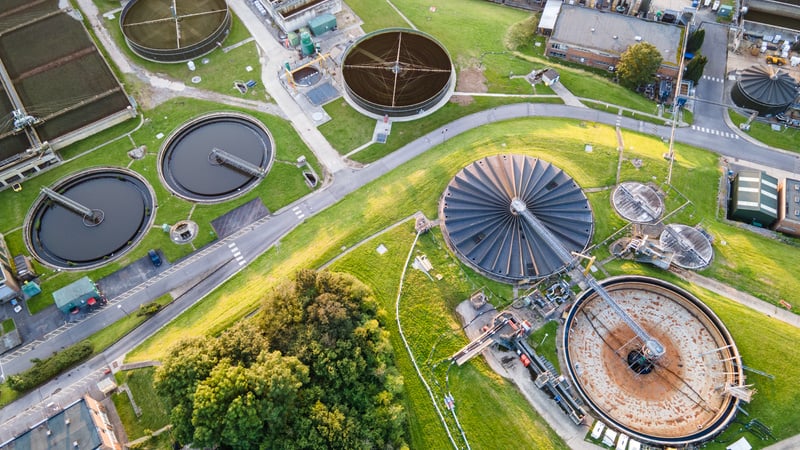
[148,249,162,267]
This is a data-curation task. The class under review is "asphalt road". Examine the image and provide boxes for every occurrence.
[3,2,800,447]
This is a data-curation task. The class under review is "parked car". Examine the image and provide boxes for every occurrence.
[148,249,162,267]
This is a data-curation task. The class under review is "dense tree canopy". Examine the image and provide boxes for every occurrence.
[684,54,709,85]
[155,270,406,450]
[686,29,706,54]
[616,42,663,89]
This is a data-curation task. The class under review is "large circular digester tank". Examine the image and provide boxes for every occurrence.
[440,155,594,283]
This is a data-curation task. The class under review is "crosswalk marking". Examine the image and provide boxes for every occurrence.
[702,75,723,83]
[691,125,740,139]
[229,243,246,265]
[292,206,305,220]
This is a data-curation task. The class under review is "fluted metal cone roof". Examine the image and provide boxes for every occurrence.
[440,155,594,283]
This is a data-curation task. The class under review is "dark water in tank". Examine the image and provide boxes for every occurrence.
[163,118,269,198]
[34,175,149,263]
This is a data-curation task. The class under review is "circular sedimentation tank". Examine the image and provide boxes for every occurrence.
[120,0,231,63]
[159,112,275,203]
[25,168,155,270]
[440,155,594,283]
[294,66,322,87]
[659,223,713,270]
[342,28,455,119]
[612,181,664,223]
[563,276,744,446]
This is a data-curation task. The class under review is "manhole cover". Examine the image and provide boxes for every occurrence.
[191,76,202,84]
[312,112,324,121]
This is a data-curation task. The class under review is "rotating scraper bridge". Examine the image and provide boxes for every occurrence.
[443,155,747,446]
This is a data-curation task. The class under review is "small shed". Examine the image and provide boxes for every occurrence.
[53,277,101,315]
[537,0,562,36]
[729,170,778,227]
[542,69,560,86]
[308,13,336,36]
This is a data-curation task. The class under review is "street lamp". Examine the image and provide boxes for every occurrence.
[117,304,129,317]
[666,14,694,184]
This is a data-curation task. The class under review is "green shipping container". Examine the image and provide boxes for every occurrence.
[287,32,300,47]
[300,32,315,56]
[308,13,337,36]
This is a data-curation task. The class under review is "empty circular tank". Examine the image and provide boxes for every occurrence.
[25,168,155,270]
[159,112,275,203]
[342,28,455,119]
[563,276,744,446]
[659,223,713,269]
[612,181,664,223]
[121,0,231,63]
[440,155,594,283]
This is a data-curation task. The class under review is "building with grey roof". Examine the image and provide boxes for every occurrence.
[729,170,778,227]
[261,0,342,34]
[774,177,800,237]
[0,397,121,450]
[546,5,683,77]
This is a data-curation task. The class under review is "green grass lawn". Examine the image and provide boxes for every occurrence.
[528,321,560,374]
[329,223,567,449]
[112,367,171,439]
[729,110,800,153]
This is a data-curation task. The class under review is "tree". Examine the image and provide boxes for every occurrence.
[155,270,407,449]
[685,29,706,53]
[616,42,663,89]
[684,54,708,84]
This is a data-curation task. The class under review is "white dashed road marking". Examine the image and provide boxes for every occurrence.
[691,125,740,139]
[292,206,305,220]
[229,243,246,265]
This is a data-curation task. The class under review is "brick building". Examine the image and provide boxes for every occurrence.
[546,5,683,78]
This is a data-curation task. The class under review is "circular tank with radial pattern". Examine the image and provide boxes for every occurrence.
[120,0,231,63]
[731,65,798,116]
[342,28,455,119]
[440,155,594,283]
[563,276,744,446]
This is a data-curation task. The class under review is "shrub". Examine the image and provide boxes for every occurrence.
[7,341,93,392]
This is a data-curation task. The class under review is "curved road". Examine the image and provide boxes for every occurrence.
[2,2,799,448]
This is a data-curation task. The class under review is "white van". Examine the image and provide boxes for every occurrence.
[712,0,720,11]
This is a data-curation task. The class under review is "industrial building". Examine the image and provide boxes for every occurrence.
[0,397,121,450]
[260,0,342,34]
[774,178,800,237]
[729,170,778,227]
[52,277,102,315]
[546,5,683,77]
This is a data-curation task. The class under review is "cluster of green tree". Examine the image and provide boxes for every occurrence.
[6,341,93,392]
[684,30,708,85]
[505,14,540,51]
[155,270,407,450]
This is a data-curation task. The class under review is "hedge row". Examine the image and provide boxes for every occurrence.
[7,341,93,392]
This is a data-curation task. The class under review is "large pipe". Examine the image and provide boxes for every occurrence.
[210,147,266,178]
[509,198,665,360]
[41,187,103,225]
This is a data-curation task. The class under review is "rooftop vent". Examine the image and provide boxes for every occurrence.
[635,36,642,41]
[613,35,618,39]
